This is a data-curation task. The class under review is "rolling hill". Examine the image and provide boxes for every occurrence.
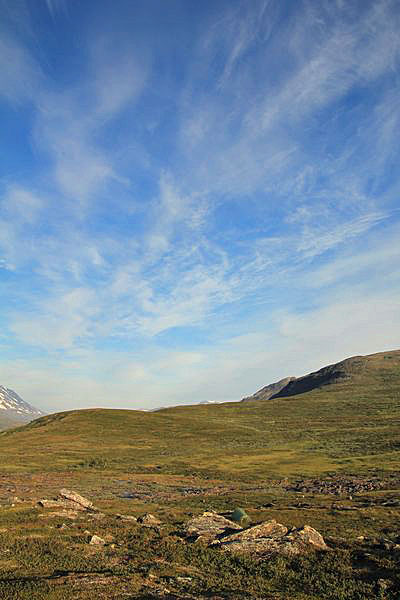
[0,349,399,478]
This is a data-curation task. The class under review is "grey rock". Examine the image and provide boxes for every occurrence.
[215,521,328,558]
[59,489,94,510]
[38,498,87,511]
[183,511,241,542]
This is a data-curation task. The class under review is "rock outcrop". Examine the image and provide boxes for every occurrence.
[59,489,94,510]
[184,513,328,558]
[214,521,328,557]
[183,511,242,542]
[38,489,96,516]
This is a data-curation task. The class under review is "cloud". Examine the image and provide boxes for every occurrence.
[295,211,389,259]
[1,185,43,223]
[44,0,66,17]
[177,0,400,205]
[0,34,40,103]
[90,36,148,117]
[2,278,399,411]
[10,287,100,349]
[0,0,399,410]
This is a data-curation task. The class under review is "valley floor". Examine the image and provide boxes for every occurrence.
[0,469,399,599]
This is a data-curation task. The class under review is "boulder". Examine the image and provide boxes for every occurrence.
[183,511,242,542]
[215,520,328,558]
[37,499,87,511]
[59,489,94,510]
[216,519,288,543]
[279,525,329,555]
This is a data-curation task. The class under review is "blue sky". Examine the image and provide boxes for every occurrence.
[0,0,399,412]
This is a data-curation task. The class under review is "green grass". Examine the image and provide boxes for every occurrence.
[0,497,399,599]
[0,349,399,478]
[0,349,399,598]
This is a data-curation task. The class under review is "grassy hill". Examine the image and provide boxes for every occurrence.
[0,350,399,600]
[1,349,399,478]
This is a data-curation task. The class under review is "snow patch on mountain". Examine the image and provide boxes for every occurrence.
[0,386,44,418]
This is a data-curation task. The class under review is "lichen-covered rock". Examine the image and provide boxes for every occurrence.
[59,489,94,510]
[183,511,242,542]
[215,520,328,558]
[215,519,288,545]
[37,498,87,511]
[284,525,328,553]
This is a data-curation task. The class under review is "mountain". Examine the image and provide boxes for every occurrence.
[0,349,399,478]
[241,349,400,402]
[270,350,400,399]
[241,376,296,402]
[0,385,44,429]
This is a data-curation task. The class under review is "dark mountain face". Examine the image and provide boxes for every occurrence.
[241,376,296,402]
[271,350,400,399]
[242,350,400,402]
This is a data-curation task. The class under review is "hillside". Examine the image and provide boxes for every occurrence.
[0,349,400,600]
[0,349,399,478]
[270,351,398,398]
[241,349,400,402]
[241,376,296,402]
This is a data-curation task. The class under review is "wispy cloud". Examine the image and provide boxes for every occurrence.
[0,0,399,409]
[44,0,66,18]
[0,34,40,103]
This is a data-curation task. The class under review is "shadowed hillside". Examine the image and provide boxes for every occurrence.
[0,349,399,479]
[241,376,296,402]
[242,349,400,402]
[272,350,400,398]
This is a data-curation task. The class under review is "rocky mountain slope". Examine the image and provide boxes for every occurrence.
[242,349,400,402]
[0,385,44,428]
[241,376,296,402]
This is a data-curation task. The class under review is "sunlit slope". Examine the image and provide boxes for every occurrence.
[0,349,399,478]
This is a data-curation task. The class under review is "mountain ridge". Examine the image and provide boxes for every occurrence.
[0,385,44,428]
[241,376,296,402]
[241,349,400,403]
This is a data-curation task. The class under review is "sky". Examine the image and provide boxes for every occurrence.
[0,0,399,413]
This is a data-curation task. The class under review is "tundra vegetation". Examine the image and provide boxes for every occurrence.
[0,350,399,599]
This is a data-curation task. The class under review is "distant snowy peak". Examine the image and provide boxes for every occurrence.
[0,386,44,418]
